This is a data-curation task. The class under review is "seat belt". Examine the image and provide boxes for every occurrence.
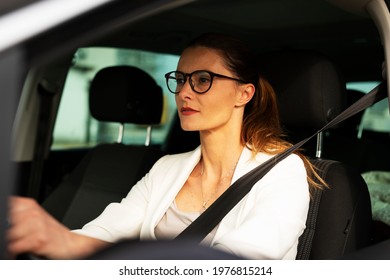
[175,82,388,243]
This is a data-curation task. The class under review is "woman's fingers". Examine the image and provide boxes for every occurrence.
[6,196,67,258]
[6,195,108,259]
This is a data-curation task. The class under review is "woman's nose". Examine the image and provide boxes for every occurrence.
[177,78,194,99]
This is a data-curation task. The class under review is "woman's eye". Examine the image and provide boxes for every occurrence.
[176,78,185,84]
[198,77,211,84]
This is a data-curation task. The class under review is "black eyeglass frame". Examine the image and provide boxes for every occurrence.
[164,70,248,94]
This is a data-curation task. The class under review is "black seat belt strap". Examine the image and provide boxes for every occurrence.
[175,82,387,243]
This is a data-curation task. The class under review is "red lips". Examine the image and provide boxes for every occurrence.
[180,106,199,115]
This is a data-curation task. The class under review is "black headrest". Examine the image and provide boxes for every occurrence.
[89,66,163,125]
[260,51,346,129]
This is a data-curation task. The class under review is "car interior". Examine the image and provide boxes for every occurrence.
[1,0,390,259]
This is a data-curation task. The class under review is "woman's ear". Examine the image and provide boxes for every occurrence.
[235,83,255,107]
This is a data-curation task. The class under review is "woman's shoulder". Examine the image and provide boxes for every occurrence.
[248,151,308,192]
[246,147,304,167]
[276,153,305,171]
[250,150,306,178]
[234,147,305,180]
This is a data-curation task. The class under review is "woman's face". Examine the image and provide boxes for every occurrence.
[175,46,246,133]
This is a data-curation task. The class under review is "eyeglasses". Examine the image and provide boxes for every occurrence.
[164,70,247,94]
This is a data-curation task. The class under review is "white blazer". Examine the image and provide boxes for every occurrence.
[73,146,310,259]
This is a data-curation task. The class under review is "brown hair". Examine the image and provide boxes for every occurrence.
[186,32,326,191]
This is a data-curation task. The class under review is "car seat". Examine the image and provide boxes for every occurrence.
[261,50,373,259]
[42,66,165,230]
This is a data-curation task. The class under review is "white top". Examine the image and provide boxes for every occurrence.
[73,146,310,259]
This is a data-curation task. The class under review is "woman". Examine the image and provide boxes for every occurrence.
[7,33,324,260]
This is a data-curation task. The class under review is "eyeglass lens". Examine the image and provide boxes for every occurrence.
[166,71,212,94]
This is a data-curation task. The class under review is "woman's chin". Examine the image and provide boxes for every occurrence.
[179,120,200,132]
[181,125,198,132]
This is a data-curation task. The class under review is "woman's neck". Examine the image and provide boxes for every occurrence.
[199,130,244,179]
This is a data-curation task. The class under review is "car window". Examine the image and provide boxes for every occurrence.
[346,81,390,137]
[52,47,179,150]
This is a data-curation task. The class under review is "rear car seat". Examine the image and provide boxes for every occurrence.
[42,66,165,230]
